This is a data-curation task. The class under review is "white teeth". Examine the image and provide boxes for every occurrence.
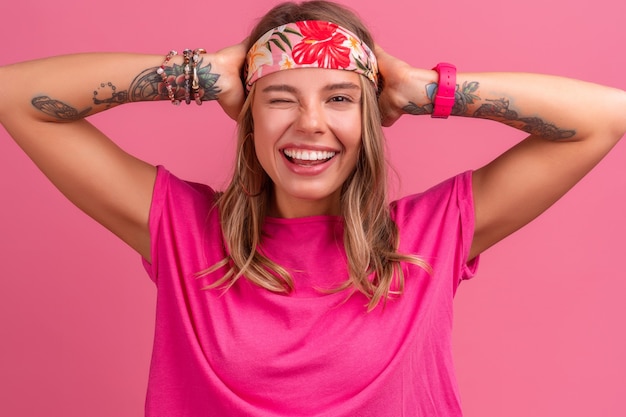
[283,149,336,161]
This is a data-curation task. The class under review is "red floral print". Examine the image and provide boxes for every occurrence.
[244,21,379,91]
[292,21,352,69]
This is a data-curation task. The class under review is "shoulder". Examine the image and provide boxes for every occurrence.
[148,166,221,238]
[391,171,474,223]
[391,171,479,282]
[144,166,223,280]
[153,165,219,207]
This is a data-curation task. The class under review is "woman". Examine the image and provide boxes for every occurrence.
[1,0,624,415]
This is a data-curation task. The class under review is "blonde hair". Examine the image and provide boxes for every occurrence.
[204,1,428,310]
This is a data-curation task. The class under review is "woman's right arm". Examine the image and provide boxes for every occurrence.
[0,46,246,261]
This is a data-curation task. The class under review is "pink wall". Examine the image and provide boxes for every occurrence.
[1,0,625,415]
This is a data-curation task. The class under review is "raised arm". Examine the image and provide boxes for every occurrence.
[376,47,626,260]
[0,45,246,261]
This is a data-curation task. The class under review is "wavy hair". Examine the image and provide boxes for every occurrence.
[204,0,429,310]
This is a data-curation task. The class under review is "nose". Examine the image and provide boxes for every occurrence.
[295,101,326,135]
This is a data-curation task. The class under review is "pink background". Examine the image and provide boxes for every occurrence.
[1,0,625,415]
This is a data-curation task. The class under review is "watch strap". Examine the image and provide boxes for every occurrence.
[431,62,457,119]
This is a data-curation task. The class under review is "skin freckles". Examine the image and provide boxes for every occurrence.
[251,68,363,218]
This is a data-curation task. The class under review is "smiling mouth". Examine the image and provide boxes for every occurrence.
[283,149,336,166]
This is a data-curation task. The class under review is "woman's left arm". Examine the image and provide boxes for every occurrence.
[377,47,626,260]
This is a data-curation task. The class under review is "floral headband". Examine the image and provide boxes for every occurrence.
[244,20,379,92]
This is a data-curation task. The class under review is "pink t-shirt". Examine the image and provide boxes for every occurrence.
[143,166,478,416]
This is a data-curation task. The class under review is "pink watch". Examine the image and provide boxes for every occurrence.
[431,62,457,118]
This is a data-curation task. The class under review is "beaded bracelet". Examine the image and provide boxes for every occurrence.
[157,48,208,106]
[183,49,191,105]
[182,49,192,105]
[191,48,206,105]
[156,50,180,105]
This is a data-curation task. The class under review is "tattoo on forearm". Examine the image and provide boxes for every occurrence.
[451,81,480,115]
[403,81,480,116]
[404,80,576,140]
[31,96,92,121]
[473,98,576,140]
[127,58,221,102]
[31,60,223,119]
[403,101,430,115]
[93,82,128,108]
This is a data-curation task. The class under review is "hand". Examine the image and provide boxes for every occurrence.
[375,45,434,127]
[376,45,413,127]
[212,41,247,120]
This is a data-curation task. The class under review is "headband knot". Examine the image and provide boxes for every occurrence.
[244,20,378,91]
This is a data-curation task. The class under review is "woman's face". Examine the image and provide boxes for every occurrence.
[251,68,363,218]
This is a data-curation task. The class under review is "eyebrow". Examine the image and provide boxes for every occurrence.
[260,82,361,94]
[261,84,298,94]
[324,82,361,92]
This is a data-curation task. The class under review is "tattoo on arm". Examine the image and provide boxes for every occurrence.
[403,80,576,140]
[403,101,431,115]
[127,58,221,103]
[452,81,480,116]
[402,81,480,116]
[31,59,223,120]
[31,96,92,121]
[473,98,576,140]
[93,82,128,108]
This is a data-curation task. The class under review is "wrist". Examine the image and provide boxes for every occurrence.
[398,68,438,116]
[431,62,457,118]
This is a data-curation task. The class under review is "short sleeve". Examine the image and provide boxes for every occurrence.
[391,170,479,293]
[141,165,223,286]
[456,170,479,280]
[141,165,171,282]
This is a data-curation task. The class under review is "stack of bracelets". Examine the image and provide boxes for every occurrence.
[156,48,206,105]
